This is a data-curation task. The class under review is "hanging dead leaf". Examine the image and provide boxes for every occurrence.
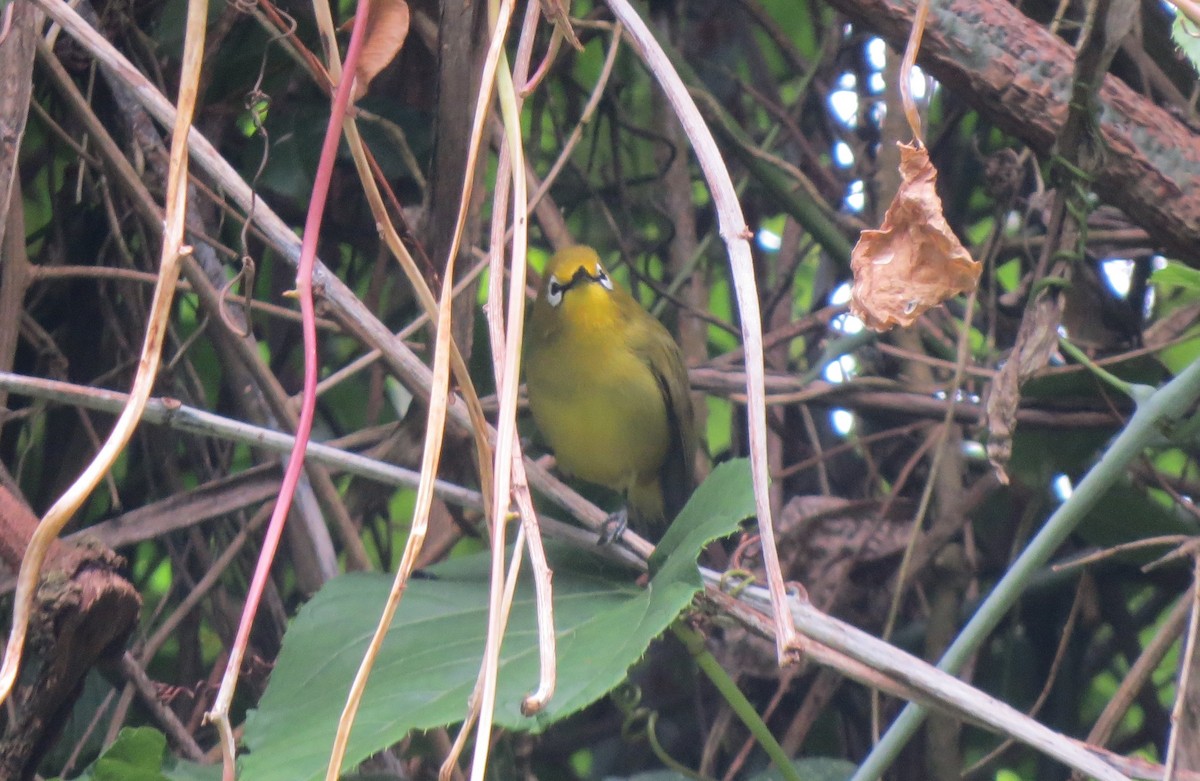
[849,142,981,331]
[352,0,410,102]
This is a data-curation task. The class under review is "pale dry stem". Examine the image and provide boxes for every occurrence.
[1164,555,1200,781]
[898,0,930,142]
[482,0,557,726]
[449,0,551,776]
[714,581,1135,781]
[322,0,506,774]
[0,0,205,708]
[605,0,795,662]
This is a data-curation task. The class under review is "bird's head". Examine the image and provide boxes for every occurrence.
[531,245,629,336]
[540,245,615,309]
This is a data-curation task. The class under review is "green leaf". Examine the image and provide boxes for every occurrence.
[1158,328,1200,375]
[747,757,857,781]
[1172,15,1200,77]
[51,727,170,781]
[1077,482,1200,557]
[241,461,756,781]
[651,458,756,571]
[1151,259,1200,291]
[164,761,222,781]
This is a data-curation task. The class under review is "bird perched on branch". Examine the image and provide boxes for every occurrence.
[525,245,697,540]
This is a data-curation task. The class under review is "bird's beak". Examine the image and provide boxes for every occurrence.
[569,266,594,288]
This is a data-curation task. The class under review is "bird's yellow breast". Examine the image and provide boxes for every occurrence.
[525,283,670,494]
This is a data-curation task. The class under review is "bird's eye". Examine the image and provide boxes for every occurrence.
[595,267,613,291]
[547,276,564,307]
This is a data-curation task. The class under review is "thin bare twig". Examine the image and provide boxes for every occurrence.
[1165,555,1200,780]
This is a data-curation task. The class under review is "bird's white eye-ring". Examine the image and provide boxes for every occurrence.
[547,275,565,307]
[595,267,613,290]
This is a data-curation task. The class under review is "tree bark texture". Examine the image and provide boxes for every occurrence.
[0,489,140,780]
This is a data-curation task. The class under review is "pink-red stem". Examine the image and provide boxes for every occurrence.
[221,0,372,729]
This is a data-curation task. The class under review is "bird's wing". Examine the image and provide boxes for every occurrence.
[630,319,697,520]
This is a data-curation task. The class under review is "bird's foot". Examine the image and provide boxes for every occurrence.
[598,508,629,546]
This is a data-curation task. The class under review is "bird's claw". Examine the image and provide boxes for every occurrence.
[598,508,629,546]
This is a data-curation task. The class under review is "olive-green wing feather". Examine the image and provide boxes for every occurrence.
[629,317,697,521]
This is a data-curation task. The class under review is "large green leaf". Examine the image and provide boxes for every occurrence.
[50,727,170,781]
[652,459,755,572]
[51,727,225,781]
[240,460,755,781]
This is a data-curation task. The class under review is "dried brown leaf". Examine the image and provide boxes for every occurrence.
[984,268,1067,482]
[849,142,981,331]
[352,0,410,102]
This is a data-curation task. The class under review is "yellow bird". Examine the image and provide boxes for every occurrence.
[525,245,697,539]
